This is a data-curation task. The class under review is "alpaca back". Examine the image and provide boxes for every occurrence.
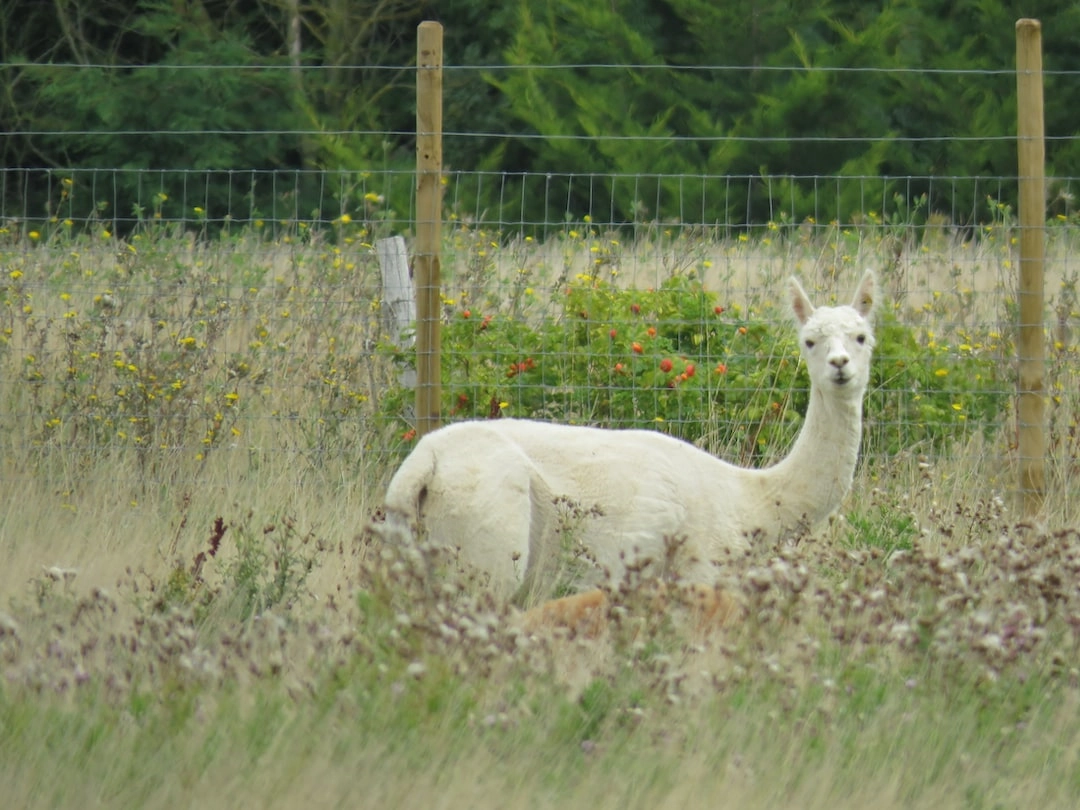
[381,419,744,593]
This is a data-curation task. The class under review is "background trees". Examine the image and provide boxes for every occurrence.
[1,0,1077,228]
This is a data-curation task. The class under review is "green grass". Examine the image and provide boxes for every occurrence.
[4,622,1080,808]
[3,218,1080,808]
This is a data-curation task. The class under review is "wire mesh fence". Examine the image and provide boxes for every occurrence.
[2,61,1080,513]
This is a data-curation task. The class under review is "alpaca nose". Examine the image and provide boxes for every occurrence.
[829,353,849,369]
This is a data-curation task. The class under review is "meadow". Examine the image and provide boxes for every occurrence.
[3,209,1080,808]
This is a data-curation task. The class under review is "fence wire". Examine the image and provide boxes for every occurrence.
[2,64,1079,513]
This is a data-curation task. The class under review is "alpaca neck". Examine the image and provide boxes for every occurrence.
[762,385,864,531]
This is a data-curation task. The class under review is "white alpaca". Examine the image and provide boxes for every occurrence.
[379,271,877,602]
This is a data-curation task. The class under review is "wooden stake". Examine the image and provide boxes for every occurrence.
[1016,18,1046,517]
[415,21,444,437]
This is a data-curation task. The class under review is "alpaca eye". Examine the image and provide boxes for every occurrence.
[856,334,866,345]
[804,339,815,349]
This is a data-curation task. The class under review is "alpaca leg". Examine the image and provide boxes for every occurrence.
[418,460,536,596]
[439,496,532,596]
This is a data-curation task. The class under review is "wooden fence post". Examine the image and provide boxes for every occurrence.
[1015,18,1046,517]
[415,21,444,437]
[377,235,417,390]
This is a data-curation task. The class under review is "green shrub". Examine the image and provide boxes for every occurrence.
[381,274,1009,460]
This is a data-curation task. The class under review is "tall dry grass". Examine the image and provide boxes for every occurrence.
[2,219,1080,808]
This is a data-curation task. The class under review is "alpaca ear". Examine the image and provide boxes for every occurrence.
[851,270,877,320]
[790,277,815,325]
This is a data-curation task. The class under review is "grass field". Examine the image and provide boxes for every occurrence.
[3,217,1080,808]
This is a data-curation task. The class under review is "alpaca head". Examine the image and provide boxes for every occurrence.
[790,270,877,400]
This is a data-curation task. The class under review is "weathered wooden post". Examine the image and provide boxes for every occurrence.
[377,235,416,389]
[414,21,444,437]
[1015,18,1046,517]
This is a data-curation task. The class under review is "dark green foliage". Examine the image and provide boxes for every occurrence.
[0,0,427,229]
[3,0,1080,230]
[480,0,1080,226]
